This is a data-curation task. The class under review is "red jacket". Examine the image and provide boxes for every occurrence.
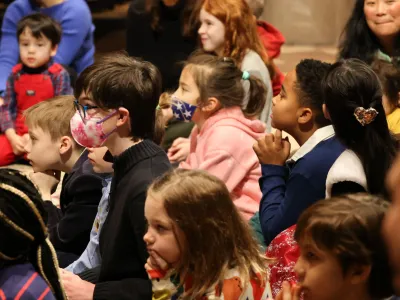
[257,20,285,96]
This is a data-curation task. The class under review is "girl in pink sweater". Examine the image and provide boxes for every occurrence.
[171,52,267,220]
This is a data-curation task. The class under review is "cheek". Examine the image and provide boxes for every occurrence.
[153,233,181,264]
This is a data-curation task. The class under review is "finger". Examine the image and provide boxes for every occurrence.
[171,137,185,147]
[274,129,283,147]
[282,281,292,300]
[264,133,274,145]
[151,252,169,270]
[283,138,291,155]
[292,285,301,300]
[252,142,260,155]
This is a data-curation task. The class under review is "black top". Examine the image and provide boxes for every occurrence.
[90,140,171,300]
[126,0,198,91]
[44,150,105,263]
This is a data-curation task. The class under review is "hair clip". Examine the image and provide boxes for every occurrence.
[242,71,250,80]
[354,107,379,126]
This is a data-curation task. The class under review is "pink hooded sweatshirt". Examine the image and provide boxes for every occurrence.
[180,107,265,220]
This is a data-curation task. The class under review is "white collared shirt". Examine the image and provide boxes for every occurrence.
[288,125,335,163]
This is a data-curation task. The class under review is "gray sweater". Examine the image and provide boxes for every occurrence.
[241,50,273,132]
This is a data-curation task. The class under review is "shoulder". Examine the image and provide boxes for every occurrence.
[11,63,23,74]
[326,149,367,197]
[4,0,31,18]
[242,50,266,69]
[48,63,64,74]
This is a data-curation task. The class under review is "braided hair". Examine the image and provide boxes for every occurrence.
[0,169,67,300]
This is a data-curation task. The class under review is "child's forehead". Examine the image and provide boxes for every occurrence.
[19,27,47,41]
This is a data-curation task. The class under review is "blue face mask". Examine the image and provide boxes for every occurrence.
[171,96,197,122]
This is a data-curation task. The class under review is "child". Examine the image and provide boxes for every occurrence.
[65,146,113,274]
[371,59,400,134]
[60,53,171,300]
[198,0,273,130]
[144,169,272,299]
[0,168,67,300]
[0,12,72,167]
[323,59,397,197]
[246,0,285,96]
[253,59,345,245]
[172,52,266,220]
[284,194,393,300]
[24,95,105,267]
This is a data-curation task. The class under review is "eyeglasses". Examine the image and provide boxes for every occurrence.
[74,100,99,121]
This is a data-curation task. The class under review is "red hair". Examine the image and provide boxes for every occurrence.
[202,0,274,76]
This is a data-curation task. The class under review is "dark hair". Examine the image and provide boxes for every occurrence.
[145,0,199,37]
[185,51,267,118]
[148,169,270,298]
[371,59,400,108]
[295,59,332,127]
[0,169,66,300]
[338,0,400,63]
[322,59,397,195]
[75,52,162,142]
[17,12,61,46]
[295,193,393,299]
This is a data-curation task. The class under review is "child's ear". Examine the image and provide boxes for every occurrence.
[50,44,58,57]
[59,136,73,155]
[201,97,220,113]
[348,264,371,285]
[116,107,131,130]
[297,107,313,124]
[322,104,331,120]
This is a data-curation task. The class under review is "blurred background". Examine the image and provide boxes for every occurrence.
[0,0,356,73]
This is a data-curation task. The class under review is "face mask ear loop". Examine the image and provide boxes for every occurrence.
[96,110,119,124]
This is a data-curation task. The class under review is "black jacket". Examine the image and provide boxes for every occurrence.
[126,0,198,91]
[81,140,171,300]
[45,150,105,264]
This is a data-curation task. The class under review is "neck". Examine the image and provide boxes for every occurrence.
[378,35,395,56]
[342,285,371,300]
[40,0,64,8]
[59,148,83,173]
[106,136,142,157]
[290,123,320,146]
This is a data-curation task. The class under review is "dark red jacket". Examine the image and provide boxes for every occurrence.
[257,20,285,96]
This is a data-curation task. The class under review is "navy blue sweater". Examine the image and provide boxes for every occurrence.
[259,137,345,245]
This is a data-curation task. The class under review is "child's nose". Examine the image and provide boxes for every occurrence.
[294,258,305,281]
[143,230,154,245]
[198,24,205,35]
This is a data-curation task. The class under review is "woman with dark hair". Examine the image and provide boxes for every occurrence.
[339,0,400,64]
[322,59,397,197]
[126,0,199,151]
[0,168,66,299]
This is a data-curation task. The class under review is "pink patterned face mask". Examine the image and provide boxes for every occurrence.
[70,110,118,148]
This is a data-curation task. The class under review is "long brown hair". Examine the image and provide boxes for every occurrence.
[201,0,274,76]
[148,169,270,298]
[185,51,267,118]
[146,0,200,37]
[295,194,393,299]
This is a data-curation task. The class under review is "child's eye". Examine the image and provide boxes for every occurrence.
[206,21,212,26]
[305,251,317,260]
[156,224,167,233]
[37,44,44,47]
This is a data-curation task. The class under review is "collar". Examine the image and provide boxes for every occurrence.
[71,149,89,172]
[288,125,335,163]
[112,139,164,176]
[21,60,51,74]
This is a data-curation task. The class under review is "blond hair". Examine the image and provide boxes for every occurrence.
[148,169,270,298]
[24,95,78,142]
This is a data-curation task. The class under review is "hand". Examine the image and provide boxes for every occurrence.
[0,97,4,106]
[167,137,190,163]
[253,130,291,166]
[145,251,170,271]
[61,269,95,300]
[29,170,61,200]
[276,281,301,300]
[9,134,26,156]
[162,107,173,125]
